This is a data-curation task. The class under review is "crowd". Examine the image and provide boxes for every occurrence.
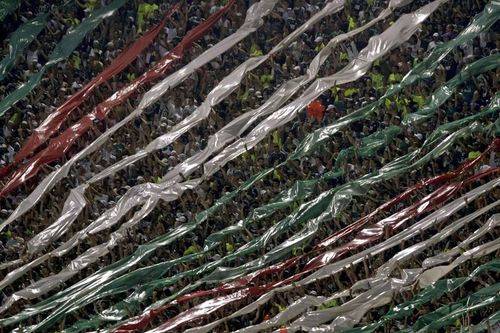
[0,0,498,332]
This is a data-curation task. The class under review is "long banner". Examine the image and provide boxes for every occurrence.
[0,13,48,82]
[0,0,129,117]
[0,4,179,179]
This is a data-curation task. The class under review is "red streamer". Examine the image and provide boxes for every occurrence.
[113,140,498,332]
[0,0,235,198]
[0,5,179,180]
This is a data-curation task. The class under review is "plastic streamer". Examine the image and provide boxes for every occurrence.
[0,0,235,198]
[140,181,500,333]
[23,0,348,255]
[0,0,279,232]
[0,0,129,117]
[145,177,499,333]
[4,57,497,333]
[52,1,497,266]
[0,4,179,179]
[401,282,500,333]
[0,13,48,82]
[254,241,500,333]
[105,147,497,332]
[0,0,19,22]
[1,3,496,326]
[1,89,491,332]
[279,214,500,332]
[235,212,500,333]
[0,0,399,243]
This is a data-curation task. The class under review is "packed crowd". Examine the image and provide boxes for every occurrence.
[0,0,499,332]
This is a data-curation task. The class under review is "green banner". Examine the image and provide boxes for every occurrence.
[0,13,48,82]
[0,0,19,22]
[0,0,128,118]
[344,260,500,333]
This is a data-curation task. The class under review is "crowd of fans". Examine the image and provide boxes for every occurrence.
[0,0,498,331]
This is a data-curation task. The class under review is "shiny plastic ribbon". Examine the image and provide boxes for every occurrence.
[297,242,500,332]
[0,0,235,198]
[0,0,129,117]
[1,87,490,333]
[104,142,498,332]
[21,0,347,255]
[0,0,397,240]
[0,13,48,82]
[145,177,499,333]
[0,4,179,179]
[0,1,494,326]
[5,54,496,333]
[0,0,278,232]
[235,212,500,333]
[0,0,19,22]
[401,282,500,333]
[142,196,500,333]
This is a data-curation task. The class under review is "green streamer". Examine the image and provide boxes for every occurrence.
[408,283,500,332]
[0,0,128,118]
[5,6,499,330]
[0,13,49,82]
[0,0,19,22]
[344,260,500,333]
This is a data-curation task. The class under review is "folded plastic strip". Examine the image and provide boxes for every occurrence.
[0,0,278,232]
[0,0,19,22]
[107,147,498,332]
[0,0,234,199]
[23,0,346,255]
[141,177,500,333]
[167,178,500,333]
[289,239,500,333]
[38,0,446,286]
[1,111,485,332]
[0,4,179,179]
[0,0,129,117]
[18,95,496,333]
[199,210,500,333]
[0,13,48,82]
[201,0,447,179]
[0,0,389,248]
[403,282,500,332]
[0,3,494,324]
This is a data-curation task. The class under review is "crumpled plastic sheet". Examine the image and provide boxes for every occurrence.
[0,12,48,81]
[192,210,500,333]
[0,4,179,179]
[145,213,500,333]
[400,281,500,332]
[0,68,497,333]
[0,0,19,23]
[279,213,500,333]
[4,101,494,332]
[344,260,500,333]
[106,161,499,332]
[0,0,129,117]
[0,0,278,233]
[0,0,234,198]
[1,0,396,251]
[4,0,444,313]
[23,0,346,256]
[159,179,500,333]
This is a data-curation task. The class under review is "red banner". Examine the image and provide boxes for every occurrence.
[0,0,235,198]
[0,5,179,180]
